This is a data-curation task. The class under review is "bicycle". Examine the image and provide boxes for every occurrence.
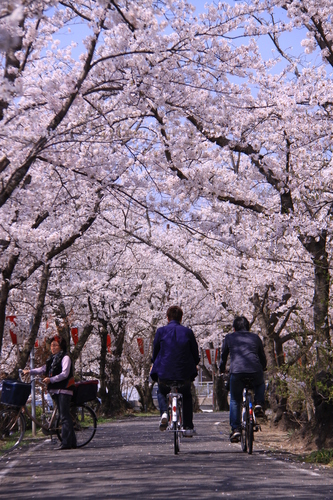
[240,378,261,455]
[0,375,98,453]
[166,382,184,455]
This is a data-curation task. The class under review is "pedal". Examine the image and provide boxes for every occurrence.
[42,428,52,436]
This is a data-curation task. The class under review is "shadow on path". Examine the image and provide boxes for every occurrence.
[1,412,333,499]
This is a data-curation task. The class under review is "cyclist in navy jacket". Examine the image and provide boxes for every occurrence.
[151,305,200,436]
[219,316,267,442]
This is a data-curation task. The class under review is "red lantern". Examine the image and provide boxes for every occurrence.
[107,334,111,352]
[71,327,79,345]
[6,315,18,344]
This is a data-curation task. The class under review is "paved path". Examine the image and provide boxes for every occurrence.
[1,412,333,499]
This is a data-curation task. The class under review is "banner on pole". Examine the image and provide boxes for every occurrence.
[205,348,219,365]
[71,326,79,345]
[6,315,24,345]
[107,334,111,352]
[137,338,149,356]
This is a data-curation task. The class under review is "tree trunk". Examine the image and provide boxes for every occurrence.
[215,374,229,411]
[0,252,19,354]
[136,379,155,412]
[55,302,71,353]
[192,382,200,413]
[275,337,285,367]
[300,231,330,362]
[104,357,129,415]
[98,324,108,407]
[10,264,50,378]
[71,323,94,367]
[102,318,130,415]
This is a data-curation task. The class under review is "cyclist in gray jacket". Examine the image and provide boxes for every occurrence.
[219,316,267,442]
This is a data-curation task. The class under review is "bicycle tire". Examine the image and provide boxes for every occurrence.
[176,400,183,453]
[178,400,183,432]
[247,418,254,454]
[56,404,97,448]
[247,396,254,454]
[177,428,181,452]
[0,407,25,452]
[173,421,179,455]
[240,404,247,453]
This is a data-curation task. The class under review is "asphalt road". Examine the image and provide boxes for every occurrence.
[1,411,333,499]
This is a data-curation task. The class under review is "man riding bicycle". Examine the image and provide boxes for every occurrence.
[150,305,200,437]
[219,316,267,443]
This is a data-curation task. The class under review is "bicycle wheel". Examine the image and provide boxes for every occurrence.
[0,407,25,452]
[240,405,247,452]
[56,404,97,447]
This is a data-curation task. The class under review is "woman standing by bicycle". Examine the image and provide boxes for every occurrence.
[23,336,77,450]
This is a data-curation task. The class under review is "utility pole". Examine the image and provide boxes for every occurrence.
[30,317,36,437]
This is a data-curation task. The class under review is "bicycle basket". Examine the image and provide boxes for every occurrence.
[0,379,31,407]
[72,380,98,405]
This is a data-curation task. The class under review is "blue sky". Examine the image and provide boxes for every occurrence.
[190,0,320,69]
[55,1,319,72]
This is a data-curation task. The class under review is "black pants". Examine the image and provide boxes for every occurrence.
[53,393,77,449]
[158,379,194,429]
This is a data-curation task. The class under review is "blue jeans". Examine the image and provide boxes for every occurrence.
[229,372,265,431]
[157,380,194,429]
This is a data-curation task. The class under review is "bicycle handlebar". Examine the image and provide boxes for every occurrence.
[18,369,47,387]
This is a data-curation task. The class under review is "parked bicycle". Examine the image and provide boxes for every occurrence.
[240,378,262,455]
[0,374,98,453]
[166,382,184,455]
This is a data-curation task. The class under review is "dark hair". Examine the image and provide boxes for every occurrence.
[50,335,67,352]
[167,305,183,323]
[233,316,250,332]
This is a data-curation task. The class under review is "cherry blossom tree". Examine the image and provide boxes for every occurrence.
[0,0,332,439]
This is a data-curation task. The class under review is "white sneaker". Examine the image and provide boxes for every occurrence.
[159,412,168,431]
[184,428,196,438]
[254,405,265,419]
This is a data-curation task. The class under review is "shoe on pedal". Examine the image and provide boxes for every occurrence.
[229,429,241,443]
[254,405,265,419]
[184,428,196,438]
[159,412,168,431]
